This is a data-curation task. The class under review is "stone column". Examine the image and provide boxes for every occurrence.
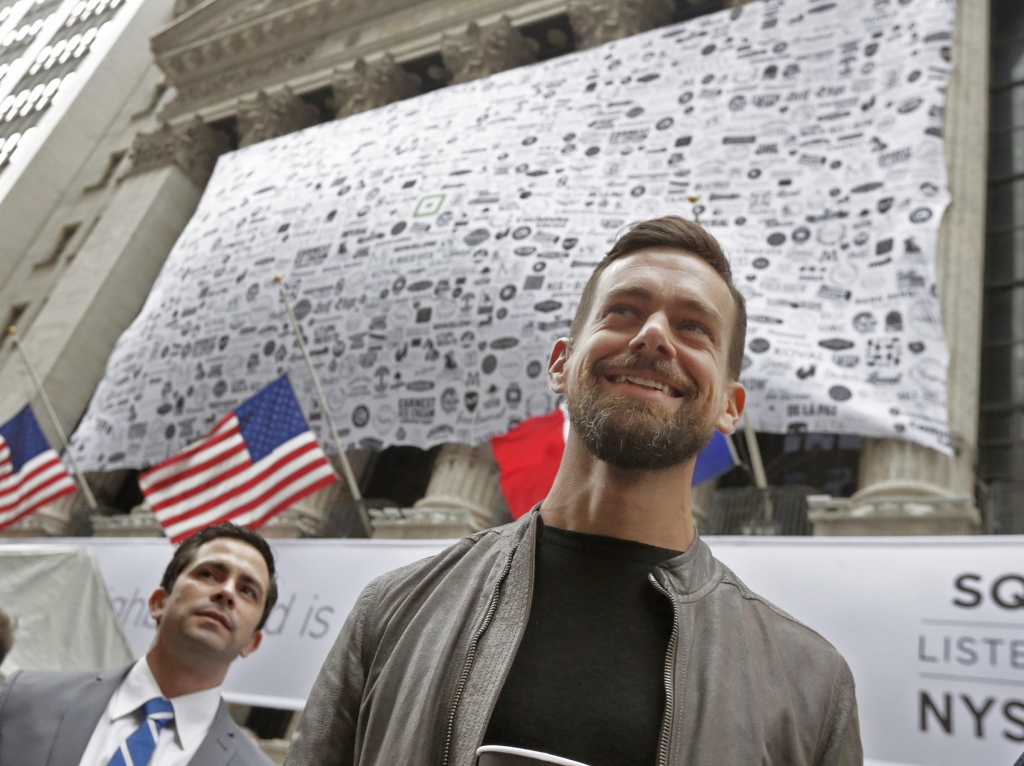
[441,16,539,85]
[92,503,167,537]
[333,55,421,119]
[278,450,376,537]
[820,0,989,534]
[236,87,320,148]
[567,0,674,50]
[413,443,503,531]
[691,479,715,534]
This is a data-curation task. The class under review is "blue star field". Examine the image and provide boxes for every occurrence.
[235,375,311,463]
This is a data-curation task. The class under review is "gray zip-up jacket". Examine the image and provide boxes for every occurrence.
[285,511,862,766]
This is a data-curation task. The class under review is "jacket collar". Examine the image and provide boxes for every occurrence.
[501,508,723,600]
[47,667,130,766]
[187,700,240,766]
[44,666,240,766]
[653,531,723,601]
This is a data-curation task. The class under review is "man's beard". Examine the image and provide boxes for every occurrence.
[565,353,718,471]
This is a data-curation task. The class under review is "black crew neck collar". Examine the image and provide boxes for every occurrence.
[537,516,683,566]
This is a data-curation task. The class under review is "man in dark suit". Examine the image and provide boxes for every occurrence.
[0,522,276,766]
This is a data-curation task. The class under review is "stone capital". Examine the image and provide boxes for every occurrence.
[567,0,675,50]
[236,87,320,147]
[127,117,232,188]
[172,0,201,17]
[414,443,502,531]
[333,54,421,120]
[441,16,539,86]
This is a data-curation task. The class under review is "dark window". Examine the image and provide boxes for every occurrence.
[1,303,28,348]
[244,707,293,740]
[83,150,126,193]
[518,14,575,62]
[362,445,441,507]
[130,82,167,121]
[401,52,449,94]
[4,303,27,333]
[34,221,80,269]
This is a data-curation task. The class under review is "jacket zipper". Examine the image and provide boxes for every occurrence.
[648,573,679,766]
[442,543,520,766]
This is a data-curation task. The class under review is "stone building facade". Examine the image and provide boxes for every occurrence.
[0,0,1008,538]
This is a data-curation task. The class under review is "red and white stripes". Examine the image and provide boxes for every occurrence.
[139,415,336,543]
[0,438,77,530]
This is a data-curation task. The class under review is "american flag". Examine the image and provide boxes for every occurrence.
[0,405,77,530]
[139,375,337,543]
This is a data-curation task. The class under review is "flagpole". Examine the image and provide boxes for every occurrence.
[275,277,372,537]
[7,326,98,510]
[741,410,773,529]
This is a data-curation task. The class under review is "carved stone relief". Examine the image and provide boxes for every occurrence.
[332,54,421,119]
[166,45,317,115]
[155,0,420,97]
[127,117,232,188]
[567,0,675,50]
[236,87,320,147]
[440,16,538,85]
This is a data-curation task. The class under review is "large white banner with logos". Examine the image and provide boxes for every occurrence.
[19,535,1021,766]
[69,0,955,472]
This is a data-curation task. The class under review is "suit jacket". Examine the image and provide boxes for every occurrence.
[0,666,274,766]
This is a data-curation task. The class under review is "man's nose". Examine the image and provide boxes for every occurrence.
[211,580,237,606]
[629,313,676,359]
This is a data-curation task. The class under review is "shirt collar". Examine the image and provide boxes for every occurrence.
[110,658,223,751]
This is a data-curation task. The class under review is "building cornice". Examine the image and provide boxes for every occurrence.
[155,0,569,122]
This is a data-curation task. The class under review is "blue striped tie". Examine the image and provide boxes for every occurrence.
[105,697,175,766]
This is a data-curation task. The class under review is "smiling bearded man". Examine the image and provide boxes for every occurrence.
[286,216,862,766]
[569,349,714,470]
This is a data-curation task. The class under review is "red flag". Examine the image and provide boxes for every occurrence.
[491,409,566,520]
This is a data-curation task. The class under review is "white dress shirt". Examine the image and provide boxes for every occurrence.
[78,658,223,766]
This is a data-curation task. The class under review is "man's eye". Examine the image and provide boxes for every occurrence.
[610,306,635,316]
[680,321,709,335]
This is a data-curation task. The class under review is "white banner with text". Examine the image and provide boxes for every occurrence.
[31,535,1024,766]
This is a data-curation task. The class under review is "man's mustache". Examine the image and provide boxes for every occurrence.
[591,354,698,398]
[192,602,237,631]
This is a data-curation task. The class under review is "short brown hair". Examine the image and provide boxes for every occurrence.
[160,523,278,631]
[569,216,747,379]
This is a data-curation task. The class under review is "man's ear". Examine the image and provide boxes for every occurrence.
[239,630,262,659]
[148,588,169,625]
[547,337,571,394]
[716,381,746,435]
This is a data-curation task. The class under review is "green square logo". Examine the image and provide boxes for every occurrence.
[413,194,446,217]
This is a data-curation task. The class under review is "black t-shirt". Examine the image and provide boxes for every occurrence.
[482,520,682,766]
